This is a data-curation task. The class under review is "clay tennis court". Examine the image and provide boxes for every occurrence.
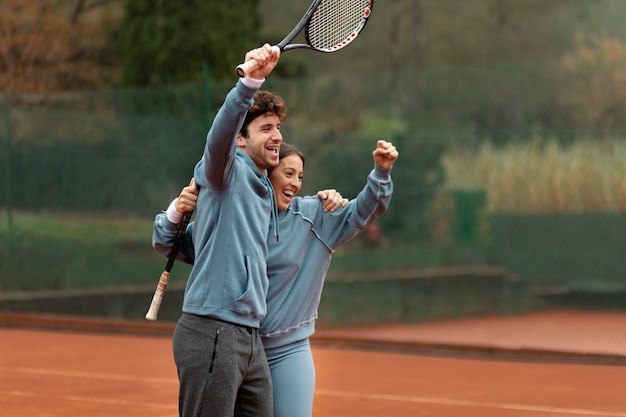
[2,310,626,417]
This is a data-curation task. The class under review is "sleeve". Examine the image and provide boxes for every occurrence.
[196,80,259,191]
[152,212,195,265]
[315,164,393,249]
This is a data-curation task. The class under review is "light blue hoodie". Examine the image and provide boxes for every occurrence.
[260,165,392,349]
[153,80,278,328]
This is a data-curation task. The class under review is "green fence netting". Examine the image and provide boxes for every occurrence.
[1,66,626,323]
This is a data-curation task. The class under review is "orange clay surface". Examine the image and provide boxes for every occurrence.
[1,310,626,417]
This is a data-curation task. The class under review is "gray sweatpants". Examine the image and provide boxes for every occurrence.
[172,313,273,417]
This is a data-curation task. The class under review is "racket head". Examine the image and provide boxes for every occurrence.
[300,0,374,53]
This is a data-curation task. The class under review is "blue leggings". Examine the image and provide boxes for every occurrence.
[265,339,315,417]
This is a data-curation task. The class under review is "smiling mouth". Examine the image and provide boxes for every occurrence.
[282,190,294,200]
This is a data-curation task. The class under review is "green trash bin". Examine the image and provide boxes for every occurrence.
[452,190,487,243]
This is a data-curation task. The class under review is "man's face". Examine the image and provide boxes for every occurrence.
[237,114,282,173]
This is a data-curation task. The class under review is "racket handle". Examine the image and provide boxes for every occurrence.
[236,59,260,78]
[145,271,170,321]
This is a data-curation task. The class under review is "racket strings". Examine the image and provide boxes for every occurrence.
[307,0,372,51]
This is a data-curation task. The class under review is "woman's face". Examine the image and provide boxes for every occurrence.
[268,154,304,210]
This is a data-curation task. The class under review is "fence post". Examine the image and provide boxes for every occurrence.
[202,62,211,133]
[158,82,170,203]
[3,106,13,250]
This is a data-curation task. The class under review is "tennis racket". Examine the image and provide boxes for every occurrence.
[236,0,374,77]
[145,210,193,321]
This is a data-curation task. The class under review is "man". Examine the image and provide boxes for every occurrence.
[153,44,281,417]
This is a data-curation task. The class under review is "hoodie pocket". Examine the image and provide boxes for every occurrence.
[234,255,268,318]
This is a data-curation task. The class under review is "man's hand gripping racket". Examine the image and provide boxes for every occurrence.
[236,0,374,77]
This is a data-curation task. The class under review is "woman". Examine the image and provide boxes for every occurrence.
[153,140,398,417]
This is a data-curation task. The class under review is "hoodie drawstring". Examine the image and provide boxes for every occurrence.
[263,175,280,241]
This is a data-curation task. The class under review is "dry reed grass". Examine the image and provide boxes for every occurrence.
[442,138,626,214]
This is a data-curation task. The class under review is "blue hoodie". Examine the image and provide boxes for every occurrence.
[260,165,392,349]
[153,80,278,328]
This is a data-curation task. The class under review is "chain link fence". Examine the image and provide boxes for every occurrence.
[1,65,626,322]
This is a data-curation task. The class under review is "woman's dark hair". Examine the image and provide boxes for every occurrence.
[240,90,286,137]
[268,143,306,176]
[279,143,305,167]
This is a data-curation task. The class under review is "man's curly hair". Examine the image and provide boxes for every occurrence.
[240,90,286,137]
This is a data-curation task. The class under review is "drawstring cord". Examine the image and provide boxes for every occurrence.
[263,175,279,241]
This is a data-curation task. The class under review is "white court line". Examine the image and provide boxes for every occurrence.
[0,365,178,384]
[6,390,177,411]
[5,366,624,416]
[316,389,626,417]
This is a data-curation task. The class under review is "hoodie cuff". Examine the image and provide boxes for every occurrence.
[373,165,392,181]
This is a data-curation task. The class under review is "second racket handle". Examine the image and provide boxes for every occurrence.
[236,59,260,78]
